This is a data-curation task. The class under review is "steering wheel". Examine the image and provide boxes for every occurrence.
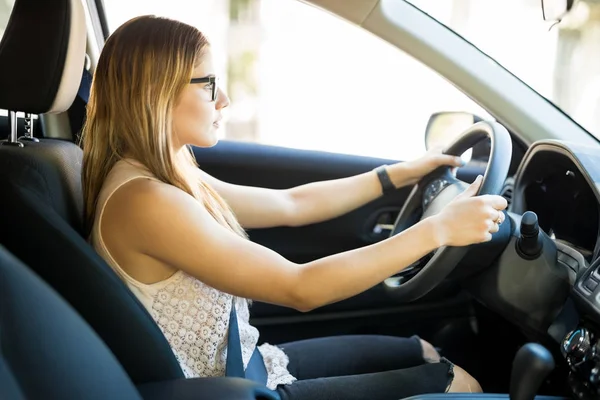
[383,121,512,302]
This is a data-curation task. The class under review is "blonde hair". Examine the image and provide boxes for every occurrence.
[81,15,245,238]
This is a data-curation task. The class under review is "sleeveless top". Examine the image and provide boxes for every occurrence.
[90,159,297,390]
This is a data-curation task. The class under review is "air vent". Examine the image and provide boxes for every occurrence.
[500,177,515,209]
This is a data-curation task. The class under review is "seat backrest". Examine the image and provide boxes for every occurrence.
[0,245,142,400]
[0,0,184,384]
[0,140,84,231]
[0,147,185,383]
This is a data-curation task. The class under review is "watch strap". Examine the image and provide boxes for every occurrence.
[375,165,396,195]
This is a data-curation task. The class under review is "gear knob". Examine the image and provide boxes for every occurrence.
[517,211,543,259]
[510,343,555,400]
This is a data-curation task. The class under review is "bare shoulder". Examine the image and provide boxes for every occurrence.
[101,177,205,251]
[107,177,197,216]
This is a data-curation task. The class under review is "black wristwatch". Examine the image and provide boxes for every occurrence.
[374,165,396,195]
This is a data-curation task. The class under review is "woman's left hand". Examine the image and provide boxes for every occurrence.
[386,147,465,189]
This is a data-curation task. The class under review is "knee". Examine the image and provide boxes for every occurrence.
[447,365,482,393]
[419,339,441,363]
[418,339,481,393]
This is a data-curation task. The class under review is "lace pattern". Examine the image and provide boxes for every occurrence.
[145,272,296,389]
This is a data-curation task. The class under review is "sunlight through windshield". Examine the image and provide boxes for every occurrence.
[409,0,600,140]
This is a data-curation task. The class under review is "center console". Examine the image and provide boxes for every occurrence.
[559,327,600,398]
[561,247,600,398]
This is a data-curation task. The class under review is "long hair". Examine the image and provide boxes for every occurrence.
[81,15,245,238]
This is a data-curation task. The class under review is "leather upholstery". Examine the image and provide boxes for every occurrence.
[0,245,143,400]
[0,0,85,114]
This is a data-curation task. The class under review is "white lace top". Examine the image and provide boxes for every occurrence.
[90,159,297,390]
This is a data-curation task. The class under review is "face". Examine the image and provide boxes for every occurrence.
[172,49,230,150]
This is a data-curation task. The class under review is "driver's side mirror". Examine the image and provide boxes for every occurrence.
[424,111,491,161]
[425,111,483,150]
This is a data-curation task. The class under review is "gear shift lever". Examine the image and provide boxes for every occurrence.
[510,343,555,400]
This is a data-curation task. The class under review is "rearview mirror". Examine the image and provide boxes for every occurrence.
[424,111,483,150]
[541,0,577,21]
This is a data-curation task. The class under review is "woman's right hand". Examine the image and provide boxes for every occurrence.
[431,175,508,247]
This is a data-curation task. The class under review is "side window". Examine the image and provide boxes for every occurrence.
[0,0,14,41]
[103,0,490,161]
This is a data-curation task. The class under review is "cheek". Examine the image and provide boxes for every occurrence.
[174,92,213,136]
[183,92,211,123]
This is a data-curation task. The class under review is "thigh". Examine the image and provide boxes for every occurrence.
[276,361,454,400]
[279,335,426,380]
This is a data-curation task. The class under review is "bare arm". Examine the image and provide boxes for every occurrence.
[197,167,387,228]
[105,178,441,312]
[197,149,464,229]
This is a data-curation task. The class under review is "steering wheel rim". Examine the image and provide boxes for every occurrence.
[383,121,512,302]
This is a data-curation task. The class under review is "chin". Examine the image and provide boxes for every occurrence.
[202,138,219,148]
[186,131,219,148]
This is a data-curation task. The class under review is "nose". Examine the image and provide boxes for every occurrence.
[215,87,230,110]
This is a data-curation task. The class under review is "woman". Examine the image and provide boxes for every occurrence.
[81,15,506,399]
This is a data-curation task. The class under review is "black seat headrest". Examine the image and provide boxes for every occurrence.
[0,0,86,114]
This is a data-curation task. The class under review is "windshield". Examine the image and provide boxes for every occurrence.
[409,0,600,140]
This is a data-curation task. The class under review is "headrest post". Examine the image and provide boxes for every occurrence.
[1,110,24,148]
[19,113,39,142]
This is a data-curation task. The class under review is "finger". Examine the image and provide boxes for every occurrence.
[481,232,493,243]
[458,175,483,199]
[487,208,502,222]
[433,154,464,168]
[479,194,508,210]
[491,195,508,210]
[499,212,505,225]
[489,221,500,233]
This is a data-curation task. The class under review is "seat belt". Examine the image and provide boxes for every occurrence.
[226,297,268,385]
[77,68,92,103]
[69,68,93,142]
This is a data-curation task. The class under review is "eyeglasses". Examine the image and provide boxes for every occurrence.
[190,75,218,101]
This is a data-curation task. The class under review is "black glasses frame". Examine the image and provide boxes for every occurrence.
[190,75,218,101]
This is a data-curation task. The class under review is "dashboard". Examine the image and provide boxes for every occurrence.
[465,139,600,338]
[513,146,600,262]
[475,140,600,398]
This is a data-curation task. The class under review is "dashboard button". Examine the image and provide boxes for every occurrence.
[584,278,599,292]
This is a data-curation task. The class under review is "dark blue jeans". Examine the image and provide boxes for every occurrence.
[276,335,454,400]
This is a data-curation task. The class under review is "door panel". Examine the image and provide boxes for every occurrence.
[192,141,474,342]
[193,140,407,263]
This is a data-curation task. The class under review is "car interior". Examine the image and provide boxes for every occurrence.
[1,0,600,399]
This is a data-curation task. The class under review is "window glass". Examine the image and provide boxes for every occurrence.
[103,0,490,160]
[410,0,600,140]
